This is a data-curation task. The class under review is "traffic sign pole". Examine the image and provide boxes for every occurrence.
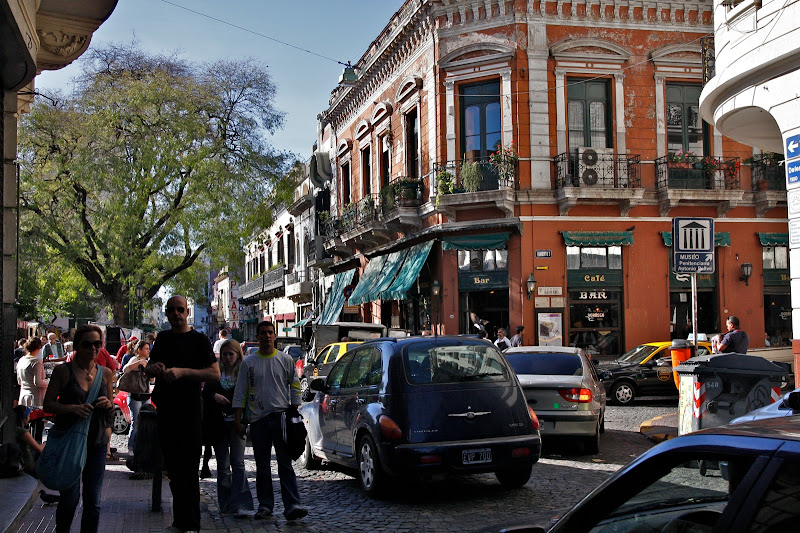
[691,273,698,348]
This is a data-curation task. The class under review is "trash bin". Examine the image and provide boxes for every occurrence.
[675,353,789,436]
[670,339,696,390]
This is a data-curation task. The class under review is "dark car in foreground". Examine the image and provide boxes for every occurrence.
[504,346,606,453]
[482,415,800,533]
[299,336,541,496]
[598,341,711,405]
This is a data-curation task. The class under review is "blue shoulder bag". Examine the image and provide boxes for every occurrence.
[36,366,104,491]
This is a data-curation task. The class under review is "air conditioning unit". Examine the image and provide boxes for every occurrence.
[577,147,614,187]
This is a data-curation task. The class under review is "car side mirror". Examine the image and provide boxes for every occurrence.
[786,391,800,413]
[309,377,327,392]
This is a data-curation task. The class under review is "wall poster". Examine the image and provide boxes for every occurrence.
[537,312,563,346]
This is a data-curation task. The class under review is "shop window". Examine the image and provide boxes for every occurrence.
[567,78,611,151]
[569,290,621,357]
[458,250,508,271]
[460,80,501,160]
[666,83,705,155]
[763,246,788,270]
[566,246,622,270]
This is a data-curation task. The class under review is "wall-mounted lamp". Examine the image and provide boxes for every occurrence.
[526,273,537,300]
[739,262,753,286]
[432,279,441,298]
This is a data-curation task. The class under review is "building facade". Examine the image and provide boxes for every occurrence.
[300,0,788,358]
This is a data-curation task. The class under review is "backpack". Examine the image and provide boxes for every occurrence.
[0,442,23,478]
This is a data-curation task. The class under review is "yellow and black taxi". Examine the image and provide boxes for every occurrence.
[598,341,712,405]
[300,341,362,393]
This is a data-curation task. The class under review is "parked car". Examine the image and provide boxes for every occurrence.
[504,346,606,453]
[730,386,800,424]
[598,341,712,405]
[282,343,304,363]
[480,415,800,532]
[299,336,541,496]
[300,341,362,393]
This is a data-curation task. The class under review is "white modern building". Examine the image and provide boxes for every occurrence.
[699,0,800,379]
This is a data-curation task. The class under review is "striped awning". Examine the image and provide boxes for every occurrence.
[757,233,788,247]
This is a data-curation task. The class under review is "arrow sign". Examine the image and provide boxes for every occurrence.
[787,134,800,161]
[672,217,715,273]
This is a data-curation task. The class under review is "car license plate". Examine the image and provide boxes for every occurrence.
[462,448,492,465]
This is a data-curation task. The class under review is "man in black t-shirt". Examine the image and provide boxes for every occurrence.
[719,315,750,354]
[147,295,219,533]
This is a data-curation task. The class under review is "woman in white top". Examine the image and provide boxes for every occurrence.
[122,340,152,454]
[17,337,48,407]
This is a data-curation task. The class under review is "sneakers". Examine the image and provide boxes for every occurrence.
[285,507,309,521]
[254,508,272,520]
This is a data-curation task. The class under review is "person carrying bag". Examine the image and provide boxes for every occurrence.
[42,325,114,533]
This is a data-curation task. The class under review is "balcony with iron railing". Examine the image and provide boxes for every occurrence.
[285,267,314,302]
[750,152,788,217]
[551,151,642,216]
[433,154,517,218]
[655,155,744,217]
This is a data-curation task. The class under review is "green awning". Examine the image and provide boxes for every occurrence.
[359,249,409,304]
[347,254,388,306]
[758,232,788,247]
[661,231,730,247]
[380,241,434,301]
[562,231,633,246]
[315,269,356,325]
[290,318,310,329]
[442,232,510,250]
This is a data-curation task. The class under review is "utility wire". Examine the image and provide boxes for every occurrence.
[160,0,351,67]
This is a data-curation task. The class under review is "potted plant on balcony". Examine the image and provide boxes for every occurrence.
[489,143,518,186]
[667,150,698,168]
[460,160,482,192]
[394,178,419,203]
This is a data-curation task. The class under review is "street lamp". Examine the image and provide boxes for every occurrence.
[739,262,753,286]
[526,273,537,300]
[135,284,145,327]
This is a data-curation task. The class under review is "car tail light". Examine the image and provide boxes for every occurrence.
[379,415,403,441]
[419,454,442,465]
[527,406,540,430]
[559,388,593,403]
[512,447,531,458]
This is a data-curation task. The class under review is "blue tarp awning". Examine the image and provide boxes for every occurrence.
[380,241,434,301]
[315,269,356,325]
[358,249,409,304]
[347,255,388,306]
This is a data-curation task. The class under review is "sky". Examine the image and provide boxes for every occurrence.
[36,0,406,159]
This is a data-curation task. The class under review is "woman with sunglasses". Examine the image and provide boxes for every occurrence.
[202,339,254,516]
[43,324,114,533]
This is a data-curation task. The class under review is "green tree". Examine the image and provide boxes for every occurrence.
[18,43,295,326]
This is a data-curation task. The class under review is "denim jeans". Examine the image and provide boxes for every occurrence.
[56,443,107,533]
[127,395,150,454]
[213,420,254,513]
[250,414,302,515]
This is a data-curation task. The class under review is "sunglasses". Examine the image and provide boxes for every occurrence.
[166,306,186,314]
[80,340,103,350]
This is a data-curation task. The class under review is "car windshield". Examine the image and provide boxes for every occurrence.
[616,344,659,364]
[404,341,510,384]
[505,352,583,376]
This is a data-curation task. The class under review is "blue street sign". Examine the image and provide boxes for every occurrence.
[786,134,800,161]
[788,159,800,185]
[672,217,715,274]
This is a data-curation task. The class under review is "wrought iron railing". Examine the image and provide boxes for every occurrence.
[751,153,785,191]
[286,268,312,285]
[432,154,517,195]
[701,35,715,85]
[553,152,641,189]
[655,156,741,190]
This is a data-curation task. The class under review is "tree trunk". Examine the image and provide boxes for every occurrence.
[109,284,130,327]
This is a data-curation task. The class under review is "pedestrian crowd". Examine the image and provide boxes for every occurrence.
[9,294,307,533]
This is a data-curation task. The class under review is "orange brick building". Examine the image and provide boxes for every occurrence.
[309,0,788,357]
